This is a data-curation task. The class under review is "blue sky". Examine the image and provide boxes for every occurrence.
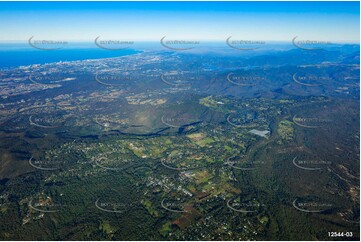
[0,1,359,42]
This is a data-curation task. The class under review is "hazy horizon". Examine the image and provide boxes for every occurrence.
[0,1,359,42]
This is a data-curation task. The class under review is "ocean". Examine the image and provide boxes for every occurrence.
[0,42,142,69]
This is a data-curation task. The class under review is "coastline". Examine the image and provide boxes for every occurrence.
[0,48,143,70]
